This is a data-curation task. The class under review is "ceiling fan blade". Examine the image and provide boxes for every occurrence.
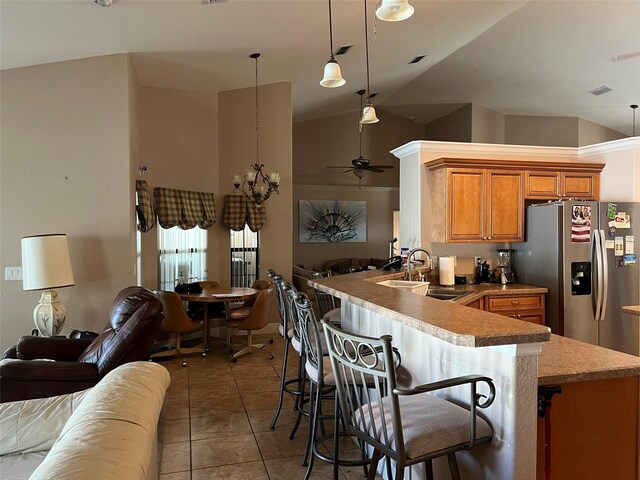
[343,169,355,174]
[367,167,386,173]
[369,165,394,169]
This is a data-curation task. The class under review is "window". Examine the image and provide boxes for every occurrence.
[158,226,207,290]
[230,225,259,287]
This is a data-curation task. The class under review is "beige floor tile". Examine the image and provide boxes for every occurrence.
[240,389,295,412]
[264,456,343,480]
[235,376,282,395]
[159,471,191,480]
[189,383,240,402]
[191,433,261,470]
[191,412,252,440]
[164,418,190,444]
[189,396,246,418]
[191,460,269,480]
[254,427,310,460]
[160,441,191,474]
[246,405,301,433]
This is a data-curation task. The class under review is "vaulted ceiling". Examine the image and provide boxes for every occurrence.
[2,0,639,134]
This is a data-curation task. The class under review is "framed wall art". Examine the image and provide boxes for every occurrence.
[299,200,367,243]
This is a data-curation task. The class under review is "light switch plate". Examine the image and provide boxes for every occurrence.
[5,266,22,281]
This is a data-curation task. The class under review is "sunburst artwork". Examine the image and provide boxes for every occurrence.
[299,200,366,243]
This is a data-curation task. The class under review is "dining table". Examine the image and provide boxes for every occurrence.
[177,286,260,352]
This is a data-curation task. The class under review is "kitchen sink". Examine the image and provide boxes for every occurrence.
[376,280,431,296]
[424,288,471,301]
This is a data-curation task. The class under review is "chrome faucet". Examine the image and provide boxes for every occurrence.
[405,247,432,281]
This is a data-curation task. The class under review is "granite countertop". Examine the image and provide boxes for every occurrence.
[538,334,640,385]
[622,305,640,317]
[311,269,551,349]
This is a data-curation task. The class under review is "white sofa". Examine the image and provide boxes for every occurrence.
[0,361,170,480]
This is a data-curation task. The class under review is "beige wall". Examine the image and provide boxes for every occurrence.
[505,115,580,147]
[0,55,133,351]
[293,109,423,187]
[218,82,292,290]
[132,85,219,289]
[424,105,472,142]
[472,104,505,144]
[293,186,399,270]
[578,118,625,146]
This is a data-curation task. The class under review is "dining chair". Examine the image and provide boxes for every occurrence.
[228,279,272,320]
[151,290,204,367]
[321,320,496,480]
[186,280,225,319]
[224,286,275,362]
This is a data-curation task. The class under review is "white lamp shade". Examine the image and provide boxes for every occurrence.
[22,234,75,291]
[376,0,414,22]
[320,59,346,88]
[360,105,380,124]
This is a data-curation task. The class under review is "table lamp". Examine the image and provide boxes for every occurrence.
[21,234,75,336]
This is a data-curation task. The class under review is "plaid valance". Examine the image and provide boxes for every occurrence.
[223,195,267,232]
[135,180,155,233]
[153,187,217,230]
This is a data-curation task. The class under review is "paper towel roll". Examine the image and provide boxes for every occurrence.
[439,256,456,286]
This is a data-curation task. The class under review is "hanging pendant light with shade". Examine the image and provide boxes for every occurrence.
[360,0,379,124]
[320,0,346,88]
[375,0,414,22]
[631,104,638,136]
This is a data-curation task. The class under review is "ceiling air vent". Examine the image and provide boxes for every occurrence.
[335,45,353,56]
[588,85,613,96]
[201,0,228,4]
[409,55,426,64]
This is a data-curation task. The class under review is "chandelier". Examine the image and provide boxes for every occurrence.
[233,53,280,206]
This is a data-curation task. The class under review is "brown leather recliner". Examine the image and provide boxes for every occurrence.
[0,286,164,403]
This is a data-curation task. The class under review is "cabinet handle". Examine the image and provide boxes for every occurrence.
[488,236,492,240]
[511,300,520,305]
[510,314,522,319]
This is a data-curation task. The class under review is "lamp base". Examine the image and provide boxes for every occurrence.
[33,289,67,336]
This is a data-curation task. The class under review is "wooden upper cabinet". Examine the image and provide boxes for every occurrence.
[448,169,485,241]
[486,170,524,242]
[446,168,523,242]
[525,170,599,200]
[426,159,604,243]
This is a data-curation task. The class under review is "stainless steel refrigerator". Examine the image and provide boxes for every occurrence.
[515,201,640,355]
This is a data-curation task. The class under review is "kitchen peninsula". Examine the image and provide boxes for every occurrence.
[311,269,640,480]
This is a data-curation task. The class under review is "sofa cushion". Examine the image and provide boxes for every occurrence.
[0,451,47,480]
[28,362,170,480]
[325,259,355,275]
[0,388,90,456]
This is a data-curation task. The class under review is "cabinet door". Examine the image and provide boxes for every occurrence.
[561,172,598,199]
[447,169,485,242]
[525,171,561,199]
[486,170,524,242]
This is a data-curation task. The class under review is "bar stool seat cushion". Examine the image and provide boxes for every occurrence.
[321,308,341,326]
[278,324,294,339]
[354,394,493,459]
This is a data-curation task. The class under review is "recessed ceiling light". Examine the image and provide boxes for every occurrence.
[588,85,613,96]
[201,0,228,4]
[335,45,354,56]
[409,55,426,64]
[94,0,113,6]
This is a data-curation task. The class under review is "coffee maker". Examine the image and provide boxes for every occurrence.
[495,249,515,284]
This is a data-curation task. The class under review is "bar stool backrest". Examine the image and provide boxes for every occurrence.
[321,320,403,459]
[292,292,324,385]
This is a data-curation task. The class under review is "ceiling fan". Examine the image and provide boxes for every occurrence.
[327,90,394,179]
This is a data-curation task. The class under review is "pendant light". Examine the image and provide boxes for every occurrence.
[632,104,638,136]
[376,0,414,22]
[320,0,346,88]
[360,0,379,124]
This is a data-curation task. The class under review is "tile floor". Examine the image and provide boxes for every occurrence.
[157,333,377,480]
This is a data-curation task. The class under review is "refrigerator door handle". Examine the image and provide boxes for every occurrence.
[599,229,608,321]
[591,229,603,322]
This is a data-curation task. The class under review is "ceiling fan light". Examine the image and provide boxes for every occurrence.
[320,59,346,88]
[360,105,379,124]
[375,0,414,22]
[353,169,366,179]
[94,0,113,6]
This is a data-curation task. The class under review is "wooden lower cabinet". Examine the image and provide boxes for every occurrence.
[485,293,546,325]
[466,298,483,309]
[537,376,639,480]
